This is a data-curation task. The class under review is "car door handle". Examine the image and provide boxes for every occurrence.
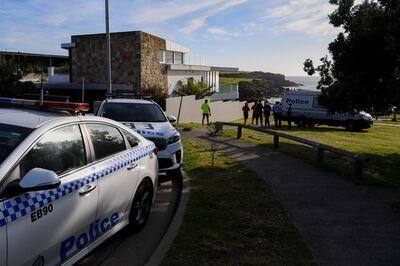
[79,183,97,196]
[127,163,138,171]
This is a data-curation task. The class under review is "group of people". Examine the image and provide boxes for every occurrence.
[242,100,292,129]
[200,98,293,129]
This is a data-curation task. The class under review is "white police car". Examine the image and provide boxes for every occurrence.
[0,98,158,266]
[96,98,183,177]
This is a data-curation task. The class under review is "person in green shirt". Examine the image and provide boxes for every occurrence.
[201,99,211,125]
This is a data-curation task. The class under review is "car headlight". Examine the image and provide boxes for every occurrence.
[360,111,373,121]
[167,134,181,144]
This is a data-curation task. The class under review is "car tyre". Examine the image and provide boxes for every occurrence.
[345,121,357,131]
[128,179,153,232]
[166,167,182,179]
[297,117,307,127]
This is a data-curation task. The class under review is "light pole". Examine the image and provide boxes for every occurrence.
[105,0,112,94]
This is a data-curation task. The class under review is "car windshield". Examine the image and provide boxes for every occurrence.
[101,103,167,122]
[0,124,33,165]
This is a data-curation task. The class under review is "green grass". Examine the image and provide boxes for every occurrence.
[219,77,254,85]
[162,138,315,265]
[222,119,400,186]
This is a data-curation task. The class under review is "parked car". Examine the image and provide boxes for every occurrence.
[0,98,158,265]
[96,98,183,177]
[281,90,373,130]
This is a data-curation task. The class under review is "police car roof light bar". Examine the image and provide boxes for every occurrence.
[0,97,89,112]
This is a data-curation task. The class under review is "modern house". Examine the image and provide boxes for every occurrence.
[60,31,238,100]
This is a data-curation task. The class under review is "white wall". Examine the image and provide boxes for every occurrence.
[166,95,246,123]
[167,70,219,95]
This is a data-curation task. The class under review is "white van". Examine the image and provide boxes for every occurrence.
[281,90,373,130]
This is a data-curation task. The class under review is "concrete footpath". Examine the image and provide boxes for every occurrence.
[183,128,400,266]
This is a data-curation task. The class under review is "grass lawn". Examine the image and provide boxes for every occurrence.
[219,77,254,85]
[162,138,314,265]
[222,119,400,186]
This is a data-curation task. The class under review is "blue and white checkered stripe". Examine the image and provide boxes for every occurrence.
[292,111,362,121]
[0,143,155,228]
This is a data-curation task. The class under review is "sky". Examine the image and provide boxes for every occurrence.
[0,0,345,76]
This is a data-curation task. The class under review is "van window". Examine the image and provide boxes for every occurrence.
[312,97,323,109]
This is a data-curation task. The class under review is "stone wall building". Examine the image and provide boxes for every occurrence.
[64,31,185,95]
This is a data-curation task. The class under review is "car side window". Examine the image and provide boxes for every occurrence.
[19,125,86,178]
[122,129,140,148]
[86,124,126,160]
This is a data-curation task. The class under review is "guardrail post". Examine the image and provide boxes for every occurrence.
[317,147,325,163]
[354,159,363,177]
[273,135,279,148]
[237,126,242,139]
[215,122,223,132]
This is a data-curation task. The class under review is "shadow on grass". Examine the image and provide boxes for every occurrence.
[164,145,315,265]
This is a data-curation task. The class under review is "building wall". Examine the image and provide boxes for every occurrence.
[70,32,141,88]
[166,95,245,123]
[167,70,205,94]
[70,31,168,94]
[140,32,168,92]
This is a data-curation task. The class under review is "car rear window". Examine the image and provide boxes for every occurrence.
[101,103,167,122]
[0,124,33,165]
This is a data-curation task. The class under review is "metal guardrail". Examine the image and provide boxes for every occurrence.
[215,122,369,177]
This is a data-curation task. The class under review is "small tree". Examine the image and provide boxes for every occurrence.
[174,77,215,99]
[206,128,221,167]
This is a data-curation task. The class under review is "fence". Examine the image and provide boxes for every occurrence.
[215,122,369,177]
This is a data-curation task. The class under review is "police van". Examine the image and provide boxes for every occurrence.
[96,97,183,177]
[0,98,158,265]
[281,90,373,130]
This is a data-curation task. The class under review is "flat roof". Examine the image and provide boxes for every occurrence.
[0,51,68,59]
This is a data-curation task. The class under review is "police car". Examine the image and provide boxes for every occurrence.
[0,98,158,266]
[96,98,182,177]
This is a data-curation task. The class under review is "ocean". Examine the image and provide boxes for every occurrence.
[286,76,320,91]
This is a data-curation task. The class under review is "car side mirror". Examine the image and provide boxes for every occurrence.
[4,168,61,198]
[20,168,61,191]
[167,115,177,123]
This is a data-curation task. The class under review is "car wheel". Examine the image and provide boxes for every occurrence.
[129,179,153,232]
[166,167,182,179]
[308,122,315,128]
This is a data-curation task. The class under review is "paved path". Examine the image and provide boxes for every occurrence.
[183,128,400,266]
[77,176,181,266]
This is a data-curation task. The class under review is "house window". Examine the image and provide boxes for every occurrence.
[159,50,165,63]
[174,52,183,64]
[165,51,174,64]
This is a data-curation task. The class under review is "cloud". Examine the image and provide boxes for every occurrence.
[206,27,240,38]
[130,0,229,24]
[179,0,247,33]
[263,0,338,36]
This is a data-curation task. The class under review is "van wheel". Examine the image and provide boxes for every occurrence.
[129,179,153,232]
[308,122,315,128]
[345,121,357,131]
[297,118,307,127]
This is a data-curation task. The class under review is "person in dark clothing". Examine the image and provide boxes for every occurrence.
[263,102,272,127]
[286,103,293,129]
[251,102,257,125]
[256,101,263,126]
[273,102,282,128]
[242,102,250,125]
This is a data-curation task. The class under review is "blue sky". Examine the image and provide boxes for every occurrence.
[0,0,342,75]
